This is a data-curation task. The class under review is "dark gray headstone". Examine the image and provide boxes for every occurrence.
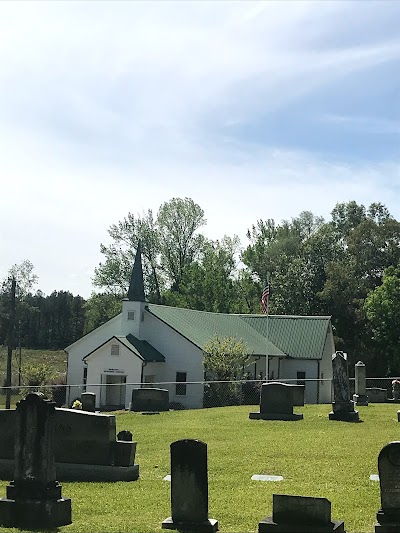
[0,393,72,528]
[329,352,359,422]
[249,382,303,421]
[162,439,218,532]
[259,494,345,532]
[54,408,116,465]
[376,441,400,531]
[130,388,169,412]
[0,408,116,465]
[289,384,305,406]
[81,392,96,412]
[353,361,368,406]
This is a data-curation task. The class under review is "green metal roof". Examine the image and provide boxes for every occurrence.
[125,334,165,362]
[148,305,331,360]
[148,305,285,357]
[239,315,331,359]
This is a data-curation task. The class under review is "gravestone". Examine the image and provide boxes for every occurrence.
[0,407,139,482]
[353,361,368,406]
[249,382,303,421]
[115,430,137,467]
[288,384,305,406]
[130,388,169,412]
[328,352,359,422]
[81,392,96,412]
[375,441,400,531]
[367,388,387,403]
[162,439,218,532]
[259,494,345,532]
[0,393,72,528]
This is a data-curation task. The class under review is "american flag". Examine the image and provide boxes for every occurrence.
[261,282,270,314]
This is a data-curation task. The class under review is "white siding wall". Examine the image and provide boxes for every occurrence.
[121,300,146,338]
[66,314,123,405]
[319,325,335,403]
[279,358,319,403]
[85,339,143,409]
[142,312,204,408]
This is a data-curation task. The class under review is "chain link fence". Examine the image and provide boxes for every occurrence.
[0,377,398,410]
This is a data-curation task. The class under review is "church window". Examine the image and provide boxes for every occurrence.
[128,311,135,321]
[111,344,120,356]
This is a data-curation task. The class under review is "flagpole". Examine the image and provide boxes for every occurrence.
[265,272,270,382]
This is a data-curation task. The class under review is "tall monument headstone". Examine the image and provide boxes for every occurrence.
[162,439,218,532]
[328,352,359,422]
[353,361,368,406]
[376,441,400,531]
[0,393,72,528]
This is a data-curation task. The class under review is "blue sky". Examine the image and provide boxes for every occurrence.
[1,1,399,297]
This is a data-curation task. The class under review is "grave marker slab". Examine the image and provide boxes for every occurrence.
[251,475,283,481]
[162,439,218,532]
[376,441,400,531]
[249,382,303,421]
[130,388,169,412]
[0,393,72,529]
[259,494,345,532]
[328,352,359,422]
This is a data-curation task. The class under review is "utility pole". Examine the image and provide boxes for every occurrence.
[5,277,16,409]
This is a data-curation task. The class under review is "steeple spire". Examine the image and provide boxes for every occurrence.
[127,241,146,302]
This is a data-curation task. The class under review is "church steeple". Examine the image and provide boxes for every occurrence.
[127,241,146,302]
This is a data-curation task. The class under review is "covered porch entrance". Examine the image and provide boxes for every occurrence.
[100,373,127,410]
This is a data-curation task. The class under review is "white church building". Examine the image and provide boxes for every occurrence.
[65,245,335,409]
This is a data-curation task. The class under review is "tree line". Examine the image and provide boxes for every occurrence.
[2,198,400,375]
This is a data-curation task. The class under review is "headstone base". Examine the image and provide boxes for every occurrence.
[375,509,400,531]
[0,496,72,528]
[0,459,139,482]
[162,517,218,532]
[352,394,368,406]
[249,412,303,421]
[258,516,345,532]
[375,524,400,532]
[328,410,359,422]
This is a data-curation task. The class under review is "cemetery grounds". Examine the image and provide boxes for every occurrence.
[0,403,396,533]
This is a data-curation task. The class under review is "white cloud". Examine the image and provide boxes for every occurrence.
[0,1,400,297]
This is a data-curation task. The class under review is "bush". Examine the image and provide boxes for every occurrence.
[21,363,55,399]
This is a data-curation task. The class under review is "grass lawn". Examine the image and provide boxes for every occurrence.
[0,403,397,533]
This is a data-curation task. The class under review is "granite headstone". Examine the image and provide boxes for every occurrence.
[81,392,96,412]
[376,441,400,531]
[0,393,72,528]
[162,439,218,532]
[259,494,345,532]
[249,382,303,421]
[130,388,169,412]
[353,361,368,406]
[328,352,359,422]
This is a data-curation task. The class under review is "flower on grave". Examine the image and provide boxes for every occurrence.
[72,399,82,410]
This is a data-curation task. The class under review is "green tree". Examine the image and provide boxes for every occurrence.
[163,236,245,313]
[203,335,250,380]
[93,197,207,300]
[364,266,400,374]
[203,335,251,407]
[84,292,122,333]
